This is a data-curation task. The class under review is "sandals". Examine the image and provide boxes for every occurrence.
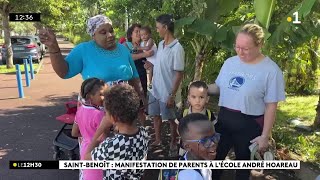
[249,142,275,160]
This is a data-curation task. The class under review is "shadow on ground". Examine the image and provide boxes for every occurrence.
[0,94,79,180]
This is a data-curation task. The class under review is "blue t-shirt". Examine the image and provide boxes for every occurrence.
[64,40,139,83]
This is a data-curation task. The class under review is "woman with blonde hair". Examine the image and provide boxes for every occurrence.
[209,24,285,180]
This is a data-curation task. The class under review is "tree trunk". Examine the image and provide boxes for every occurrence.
[193,46,205,81]
[125,8,129,31]
[313,38,320,128]
[1,3,13,68]
[314,93,320,128]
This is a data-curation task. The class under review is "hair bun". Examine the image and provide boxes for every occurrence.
[169,14,175,22]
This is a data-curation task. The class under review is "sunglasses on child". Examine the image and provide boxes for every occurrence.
[185,133,220,148]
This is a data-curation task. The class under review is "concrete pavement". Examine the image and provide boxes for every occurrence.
[0,38,81,180]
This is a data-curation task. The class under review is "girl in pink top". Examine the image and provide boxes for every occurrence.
[72,78,107,180]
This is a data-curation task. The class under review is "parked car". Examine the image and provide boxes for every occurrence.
[1,36,42,64]
[31,35,46,56]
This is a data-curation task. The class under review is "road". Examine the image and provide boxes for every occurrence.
[0,38,81,180]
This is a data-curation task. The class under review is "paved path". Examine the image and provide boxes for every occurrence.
[0,39,81,180]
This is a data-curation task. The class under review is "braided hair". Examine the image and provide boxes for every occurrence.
[80,78,105,102]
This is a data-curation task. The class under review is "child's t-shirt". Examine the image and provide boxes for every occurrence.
[140,39,157,64]
[91,126,149,180]
[75,105,105,180]
[178,152,212,180]
[75,105,105,159]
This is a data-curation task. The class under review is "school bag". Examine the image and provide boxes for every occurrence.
[182,109,215,122]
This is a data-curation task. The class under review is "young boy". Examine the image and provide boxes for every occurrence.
[178,81,217,156]
[184,80,216,124]
[85,84,149,180]
[178,113,220,180]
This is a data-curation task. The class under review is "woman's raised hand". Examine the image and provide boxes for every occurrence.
[39,28,58,48]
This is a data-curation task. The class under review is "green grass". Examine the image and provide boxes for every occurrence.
[274,95,319,167]
[0,64,39,74]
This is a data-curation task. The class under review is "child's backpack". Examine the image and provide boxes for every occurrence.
[182,109,214,121]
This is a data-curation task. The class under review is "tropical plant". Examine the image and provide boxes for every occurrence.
[175,0,243,81]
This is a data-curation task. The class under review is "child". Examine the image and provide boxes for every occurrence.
[178,113,220,180]
[184,80,216,123]
[71,78,107,180]
[178,80,217,157]
[139,26,157,89]
[85,84,149,180]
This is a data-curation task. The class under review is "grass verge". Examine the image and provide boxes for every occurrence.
[0,64,39,74]
[274,95,319,167]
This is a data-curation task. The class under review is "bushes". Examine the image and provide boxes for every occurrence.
[62,32,91,45]
[62,28,126,45]
[268,40,320,95]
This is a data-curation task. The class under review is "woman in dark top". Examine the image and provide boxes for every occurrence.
[124,24,154,95]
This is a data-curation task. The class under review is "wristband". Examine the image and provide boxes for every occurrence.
[49,50,60,54]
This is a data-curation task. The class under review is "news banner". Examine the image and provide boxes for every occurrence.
[10,160,300,170]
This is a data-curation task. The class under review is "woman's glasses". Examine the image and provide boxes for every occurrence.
[185,133,221,148]
[233,44,255,53]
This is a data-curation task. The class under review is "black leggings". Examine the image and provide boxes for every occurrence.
[139,72,147,96]
[212,107,263,180]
